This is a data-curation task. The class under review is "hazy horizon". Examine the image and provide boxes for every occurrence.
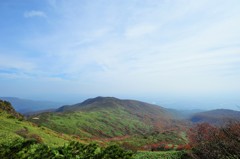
[1,95,240,111]
[1,0,240,110]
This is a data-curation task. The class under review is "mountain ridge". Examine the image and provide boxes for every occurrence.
[56,96,168,116]
[190,109,240,125]
[30,97,185,139]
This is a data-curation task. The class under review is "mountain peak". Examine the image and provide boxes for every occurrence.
[81,96,119,105]
[56,96,169,121]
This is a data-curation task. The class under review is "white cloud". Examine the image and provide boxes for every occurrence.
[24,10,47,18]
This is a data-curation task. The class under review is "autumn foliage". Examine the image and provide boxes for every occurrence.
[188,122,240,159]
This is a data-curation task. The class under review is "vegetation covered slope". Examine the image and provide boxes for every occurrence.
[0,100,23,119]
[0,100,79,146]
[28,97,189,150]
[0,99,188,159]
[30,97,183,138]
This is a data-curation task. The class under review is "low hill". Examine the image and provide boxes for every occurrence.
[0,100,80,146]
[29,97,188,148]
[0,97,61,114]
[190,109,240,125]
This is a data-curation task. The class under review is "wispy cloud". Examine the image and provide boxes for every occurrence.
[24,10,46,18]
[0,0,240,103]
[20,1,240,81]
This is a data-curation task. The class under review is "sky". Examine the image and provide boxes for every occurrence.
[0,0,240,110]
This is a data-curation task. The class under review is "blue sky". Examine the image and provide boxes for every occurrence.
[0,0,240,109]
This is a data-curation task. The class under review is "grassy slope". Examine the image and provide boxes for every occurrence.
[29,97,188,149]
[0,111,81,147]
[30,106,153,138]
[111,131,188,149]
[30,97,183,139]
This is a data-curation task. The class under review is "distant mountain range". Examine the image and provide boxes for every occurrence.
[0,97,61,114]
[2,96,240,127]
[190,109,240,125]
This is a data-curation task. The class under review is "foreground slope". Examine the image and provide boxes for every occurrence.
[0,100,79,146]
[29,97,185,139]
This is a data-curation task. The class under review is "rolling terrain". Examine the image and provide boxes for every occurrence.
[29,97,188,148]
[2,97,239,158]
[0,98,189,158]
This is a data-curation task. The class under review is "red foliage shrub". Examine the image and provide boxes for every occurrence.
[184,144,191,150]
[188,122,240,159]
[188,123,218,146]
[176,144,185,151]
[164,145,171,150]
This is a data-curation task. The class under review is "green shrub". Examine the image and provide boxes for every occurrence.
[0,140,134,159]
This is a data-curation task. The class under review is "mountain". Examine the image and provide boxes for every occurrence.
[190,109,240,125]
[0,99,189,158]
[0,99,80,146]
[56,96,170,117]
[29,97,187,148]
[0,97,61,114]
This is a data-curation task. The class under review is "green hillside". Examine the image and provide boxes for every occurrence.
[0,98,190,158]
[0,100,80,147]
[29,97,187,148]
[32,107,153,138]
[30,97,179,137]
